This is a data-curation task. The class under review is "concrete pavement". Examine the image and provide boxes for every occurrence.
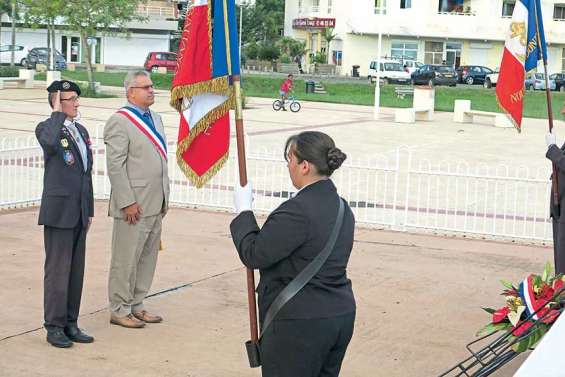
[0,202,552,377]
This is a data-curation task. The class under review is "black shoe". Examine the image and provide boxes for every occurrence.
[46,329,73,348]
[64,326,94,343]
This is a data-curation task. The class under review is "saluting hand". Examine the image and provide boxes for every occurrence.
[52,90,62,113]
[123,202,143,225]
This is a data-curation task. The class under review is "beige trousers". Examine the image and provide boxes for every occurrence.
[108,214,162,317]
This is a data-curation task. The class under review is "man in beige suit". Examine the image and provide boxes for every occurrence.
[104,70,170,328]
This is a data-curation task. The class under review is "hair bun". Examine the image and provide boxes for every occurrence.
[327,147,347,171]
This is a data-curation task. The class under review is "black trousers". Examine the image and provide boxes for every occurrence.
[43,221,87,330]
[553,220,565,275]
[260,312,355,377]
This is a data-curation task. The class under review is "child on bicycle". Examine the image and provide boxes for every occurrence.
[279,74,294,111]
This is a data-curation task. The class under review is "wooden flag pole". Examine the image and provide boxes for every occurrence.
[222,0,259,354]
[233,76,259,346]
[533,0,559,211]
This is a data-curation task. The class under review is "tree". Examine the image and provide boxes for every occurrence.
[241,0,284,45]
[0,0,12,52]
[20,0,65,70]
[321,28,336,64]
[61,0,147,92]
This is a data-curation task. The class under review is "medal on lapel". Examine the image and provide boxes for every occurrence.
[60,138,69,148]
[63,150,75,165]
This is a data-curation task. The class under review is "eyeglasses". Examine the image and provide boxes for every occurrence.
[60,96,80,103]
[130,85,154,90]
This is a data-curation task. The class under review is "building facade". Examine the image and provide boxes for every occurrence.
[284,0,565,77]
[0,0,180,67]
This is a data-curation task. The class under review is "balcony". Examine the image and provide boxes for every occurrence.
[137,4,175,18]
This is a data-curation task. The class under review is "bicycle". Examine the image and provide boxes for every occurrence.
[273,94,301,112]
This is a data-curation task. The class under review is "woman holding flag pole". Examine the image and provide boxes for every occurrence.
[170,1,356,375]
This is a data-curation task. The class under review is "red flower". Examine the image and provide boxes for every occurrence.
[492,307,510,323]
[512,321,534,337]
[554,279,564,293]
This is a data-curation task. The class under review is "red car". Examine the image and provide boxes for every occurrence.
[144,52,177,73]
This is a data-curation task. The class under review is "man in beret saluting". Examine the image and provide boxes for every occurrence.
[35,80,94,348]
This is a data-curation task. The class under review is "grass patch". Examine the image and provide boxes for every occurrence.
[34,71,565,120]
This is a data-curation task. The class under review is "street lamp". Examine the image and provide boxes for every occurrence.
[373,0,384,120]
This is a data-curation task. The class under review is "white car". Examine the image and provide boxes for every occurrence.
[0,45,28,65]
[368,59,411,85]
[483,69,499,88]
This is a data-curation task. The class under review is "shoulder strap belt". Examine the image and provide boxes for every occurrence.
[259,197,345,338]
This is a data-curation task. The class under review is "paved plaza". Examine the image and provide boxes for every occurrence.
[0,84,563,376]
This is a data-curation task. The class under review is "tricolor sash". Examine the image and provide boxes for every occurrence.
[117,106,167,160]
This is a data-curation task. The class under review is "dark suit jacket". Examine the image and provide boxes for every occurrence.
[36,112,94,229]
[230,179,356,324]
[547,144,565,220]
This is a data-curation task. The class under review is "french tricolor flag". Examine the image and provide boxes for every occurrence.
[170,0,240,188]
[496,0,547,132]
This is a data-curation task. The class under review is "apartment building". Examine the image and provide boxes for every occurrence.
[0,0,180,67]
[284,0,565,77]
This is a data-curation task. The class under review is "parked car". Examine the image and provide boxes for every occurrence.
[525,73,556,91]
[25,48,67,70]
[549,73,565,92]
[0,45,28,65]
[456,65,494,85]
[367,59,411,85]
[144,52,177,73]
[410,65,457,86]
[483,69,499,88]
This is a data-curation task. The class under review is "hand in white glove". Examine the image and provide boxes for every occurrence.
[546,132,557,148]
[234,181,253,214]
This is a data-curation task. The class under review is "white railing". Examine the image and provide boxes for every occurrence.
[0,133,553,243]
[0,135,44,208]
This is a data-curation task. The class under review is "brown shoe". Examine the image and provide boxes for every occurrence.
[110,314,145,328]
[132,310,163,323]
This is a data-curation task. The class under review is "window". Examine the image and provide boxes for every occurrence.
[562,48,565,71]
[311,0,319,12]
[554,4,565,20]
[400,0,411,8]
[298,0,302,12]
[424,41,444,64]
[328,0,332,13]
[438,0,472,14]
[374,0,386,14]
[391,41,418,61]
[502,0,515,17]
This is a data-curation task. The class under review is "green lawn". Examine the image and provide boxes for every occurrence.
[37,71,565,120]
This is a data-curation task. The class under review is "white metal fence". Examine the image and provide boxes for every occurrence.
[0,132,554,242]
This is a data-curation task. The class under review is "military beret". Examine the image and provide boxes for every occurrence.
[46,80,81,96]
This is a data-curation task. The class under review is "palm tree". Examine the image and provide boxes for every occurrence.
[321,28,337,64]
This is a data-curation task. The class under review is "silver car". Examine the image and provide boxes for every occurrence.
[525,73,556,91]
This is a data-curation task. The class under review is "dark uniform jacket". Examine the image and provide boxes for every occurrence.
[36,112,94,229]
[230,179,356,325]
[547,144,565,219]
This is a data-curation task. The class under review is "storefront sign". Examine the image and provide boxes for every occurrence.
[292,18,336,29]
